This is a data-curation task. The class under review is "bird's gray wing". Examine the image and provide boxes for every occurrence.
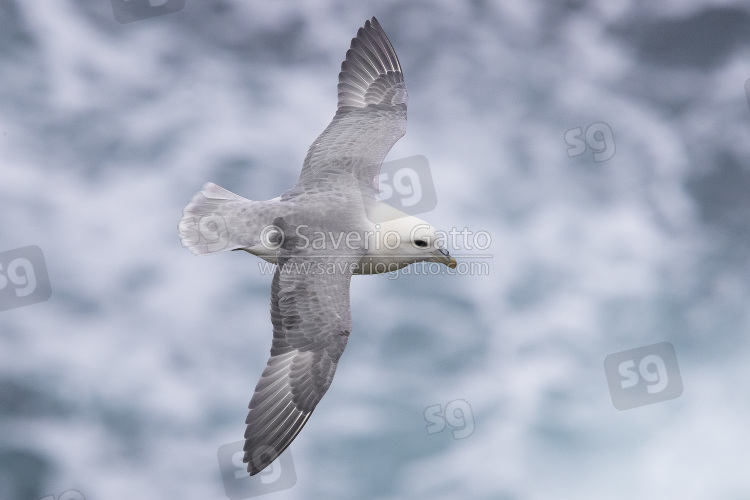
[296,16,408,188]
[243,226,363,475]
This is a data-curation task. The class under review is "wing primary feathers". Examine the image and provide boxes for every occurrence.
[336,16,406,110]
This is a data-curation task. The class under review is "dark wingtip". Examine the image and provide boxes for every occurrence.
[337,16,406,110]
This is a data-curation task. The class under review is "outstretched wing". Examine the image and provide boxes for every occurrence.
[243,227,361,475]
[296,17,408,187]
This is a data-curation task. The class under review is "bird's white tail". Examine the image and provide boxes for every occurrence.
[178,182,262,255]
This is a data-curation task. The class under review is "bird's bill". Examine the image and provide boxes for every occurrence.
[432,247,457,269]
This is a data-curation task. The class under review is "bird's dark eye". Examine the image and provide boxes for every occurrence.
[414,240,428,248]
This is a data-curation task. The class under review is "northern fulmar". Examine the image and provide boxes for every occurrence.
[178,16,456,475]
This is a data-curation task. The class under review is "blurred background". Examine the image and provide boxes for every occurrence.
[2,0,750,498]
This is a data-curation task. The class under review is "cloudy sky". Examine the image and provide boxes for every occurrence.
[2,1,750,499]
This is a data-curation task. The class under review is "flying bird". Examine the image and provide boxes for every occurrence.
[178,16,456,475]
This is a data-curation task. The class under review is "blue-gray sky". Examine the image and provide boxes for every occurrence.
[1,1,750,499]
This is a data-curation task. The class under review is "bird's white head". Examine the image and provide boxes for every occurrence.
[357,211,457,275]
